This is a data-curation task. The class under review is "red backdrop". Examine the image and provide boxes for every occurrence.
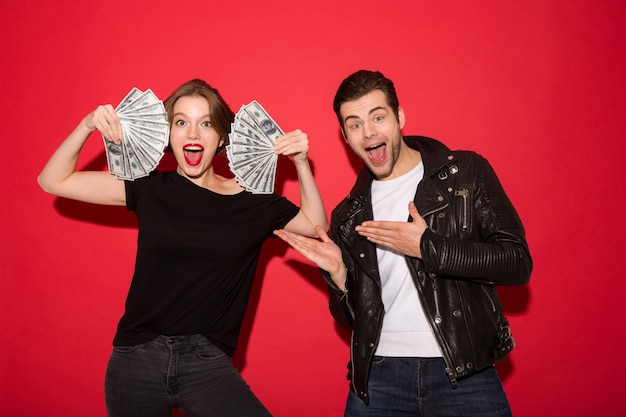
[2,1,625,415]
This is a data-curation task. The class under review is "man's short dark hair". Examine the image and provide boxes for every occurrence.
[333,70,400,131]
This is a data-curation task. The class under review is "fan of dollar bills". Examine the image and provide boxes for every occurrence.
[226,101,284,194]
[104,87,169,180]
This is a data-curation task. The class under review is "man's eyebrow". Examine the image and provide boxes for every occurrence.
[343,106,387,123]
[368,106,386,115]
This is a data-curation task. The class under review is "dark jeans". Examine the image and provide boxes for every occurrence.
[105,334,272,417]
[345,357,513,417]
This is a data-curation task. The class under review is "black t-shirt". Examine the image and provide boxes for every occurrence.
[113,171,299,355]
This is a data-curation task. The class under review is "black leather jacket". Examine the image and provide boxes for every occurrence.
[323,136,532,404]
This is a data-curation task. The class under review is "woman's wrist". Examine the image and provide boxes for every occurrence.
[331,263,348,292]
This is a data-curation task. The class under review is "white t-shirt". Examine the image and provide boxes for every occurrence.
[371,162,442,357]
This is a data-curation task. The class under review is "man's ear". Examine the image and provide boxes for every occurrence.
[341,127,348,143]
[398,106,406,129]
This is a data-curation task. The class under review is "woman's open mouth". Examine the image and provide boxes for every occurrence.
[183,144,204,166]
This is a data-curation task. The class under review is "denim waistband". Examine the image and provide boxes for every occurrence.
[150,334,212,348]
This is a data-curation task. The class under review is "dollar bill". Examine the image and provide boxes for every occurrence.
[242,101,284,143]
[225,100,282,194]
[116,87,144,112]
[104,87,169,180]
[104,139,127,178]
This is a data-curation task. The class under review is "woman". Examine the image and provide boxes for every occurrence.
[37,79,327,417]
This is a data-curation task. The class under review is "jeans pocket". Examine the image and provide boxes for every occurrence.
[196,341,227,360]
[112,344,139,354]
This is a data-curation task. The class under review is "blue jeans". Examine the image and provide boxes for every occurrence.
[345,357,512,417]
[104,335,272,417]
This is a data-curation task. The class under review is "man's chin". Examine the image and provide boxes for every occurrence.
[368,164,392,180]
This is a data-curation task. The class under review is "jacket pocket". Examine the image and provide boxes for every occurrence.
[454,187,471,232]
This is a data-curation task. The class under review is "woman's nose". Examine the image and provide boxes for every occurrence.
[188,125,199,139]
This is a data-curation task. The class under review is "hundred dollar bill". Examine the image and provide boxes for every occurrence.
[229,152,274,171]
[228,130,274,151]
[106,87,170,180]
[246,157,276,194]
[122,138,148,179]
[126,124,169,152]
[104,139,127,178]
[123,125,162,167]
[116,87,144,112]
[118,101,165,117]
[226,100,282,193]
[120,89,161,112]
[231,117,273,147]
[117,116,169,128]
[242,101,284,143]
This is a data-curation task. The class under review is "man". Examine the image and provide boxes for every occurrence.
[275,70,532,416]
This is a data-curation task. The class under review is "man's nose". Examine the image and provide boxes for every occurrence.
[363,122,376,139]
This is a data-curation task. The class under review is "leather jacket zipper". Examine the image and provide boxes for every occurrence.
[455,188,470,230]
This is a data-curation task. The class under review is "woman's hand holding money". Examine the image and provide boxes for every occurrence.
[85,104,123,144]
[274,129,309,164]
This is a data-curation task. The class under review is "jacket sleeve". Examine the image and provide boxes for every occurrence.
[420,155,532,286]
[321,268,355,331]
